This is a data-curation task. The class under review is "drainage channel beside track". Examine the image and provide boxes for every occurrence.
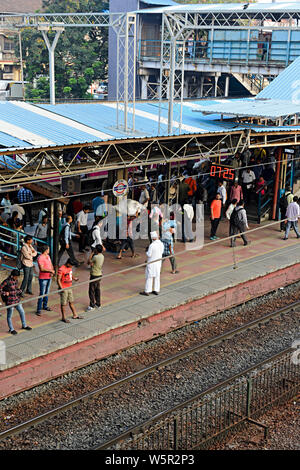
[97,348,300,450]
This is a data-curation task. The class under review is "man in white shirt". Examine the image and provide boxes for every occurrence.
[217,181,227,206]
[91,218,104,250]
[241,168,256,205]
[76,206,90,252]
[283,196,300,240]
[140,231,164,296]
[10,199,25,221]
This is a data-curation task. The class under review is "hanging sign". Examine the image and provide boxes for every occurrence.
[113,179,129,198]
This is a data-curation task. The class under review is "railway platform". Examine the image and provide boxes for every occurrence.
[1,217,300,398]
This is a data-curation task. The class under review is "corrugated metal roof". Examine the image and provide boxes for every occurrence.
[0,131,31,149]
[137,2,300,15]
[0,99,298,154]
[189,97,300,119]
[257,56,300,101]
[141,0,177,6]
[0,102,102,147]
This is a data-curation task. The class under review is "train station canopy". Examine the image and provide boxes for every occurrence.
[0,98,299,155]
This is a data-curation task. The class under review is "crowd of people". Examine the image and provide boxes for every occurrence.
[0,146,298,335]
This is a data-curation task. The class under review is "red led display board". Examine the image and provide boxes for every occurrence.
[210,164,235,181]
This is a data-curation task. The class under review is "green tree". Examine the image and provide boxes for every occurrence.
[17,0,108,100]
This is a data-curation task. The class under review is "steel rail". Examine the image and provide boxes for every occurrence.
[96,347,297,450]
[0,301,299,442]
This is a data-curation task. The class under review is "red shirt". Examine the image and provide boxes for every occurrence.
[38,253,53,280]
[72,200,83,215]
[58,265,73,289]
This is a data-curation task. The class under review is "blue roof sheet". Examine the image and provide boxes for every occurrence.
[186,97,300,119]
[0,99,298,154]
[257,56,300,101]
[137,2,300,14]
[0,102,102,146]
[0,131,31,149]
[141,0,177,5]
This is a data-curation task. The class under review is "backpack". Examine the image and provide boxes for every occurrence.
[279,192,290,212]
[87,225,98,246]
[230,207,243,227]
[59,224,68,243]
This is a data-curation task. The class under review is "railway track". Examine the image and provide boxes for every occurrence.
[96,347,300,450]
[0,299,299,445]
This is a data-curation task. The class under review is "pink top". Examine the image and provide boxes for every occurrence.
[38,253,53,280]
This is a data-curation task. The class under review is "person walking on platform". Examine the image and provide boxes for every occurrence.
[161,221,178,274]
[117,212,138,259]
[0,269,32,335]
[86,245,104,312]
[140,231,164,296]
[229,181,243,204]
[241,168,255,206]
[210,194,222,240]
[279,187,294,232]
[34,215,49,251]
[230,200,250,247]
[57,259,83,323]
[283,196,300,240]
[20,235,37,295]
[226,198,238,241]
[76,206,90,253]
[58,215,80,267]
[36,245,55,316]
[17,186,34,227]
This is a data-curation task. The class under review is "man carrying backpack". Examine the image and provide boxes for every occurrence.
[230,200,250,247]
[279,187,293,231]
[58,215,80,267]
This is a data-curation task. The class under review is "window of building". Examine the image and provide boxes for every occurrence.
[3,40,14,51]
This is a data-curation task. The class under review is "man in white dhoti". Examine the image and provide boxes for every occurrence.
[140,231,164,296]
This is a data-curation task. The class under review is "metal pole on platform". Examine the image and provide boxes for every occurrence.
[53,201,59,267]
[272,147,282,220]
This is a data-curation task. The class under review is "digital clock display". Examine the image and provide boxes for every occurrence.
[210,165,235,181]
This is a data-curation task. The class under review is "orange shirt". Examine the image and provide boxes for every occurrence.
[210,199,222,219]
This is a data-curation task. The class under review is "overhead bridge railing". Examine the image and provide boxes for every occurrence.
[138,39,300,67]
[0,225,48,271]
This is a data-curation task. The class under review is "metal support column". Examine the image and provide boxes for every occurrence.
[53,201,59,267]
[39,24,64,105]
